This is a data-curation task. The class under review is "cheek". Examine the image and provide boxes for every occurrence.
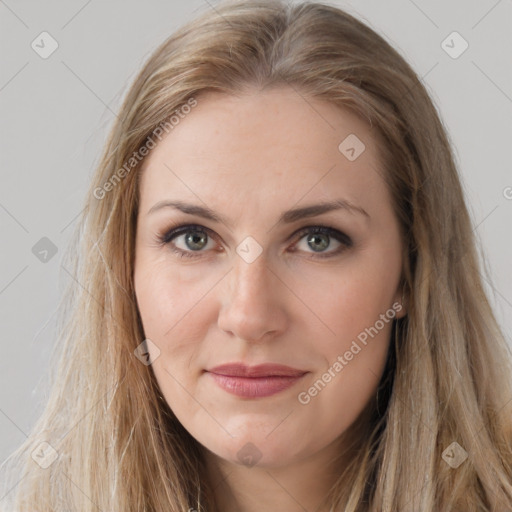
[300,341,390,441]
[134,253,217,338]
[291,251,397,409]
[134,263,204,423]
[294,259,398,345]
[310,280,394,391]
[133,254,218,390]
[296,310,393,438]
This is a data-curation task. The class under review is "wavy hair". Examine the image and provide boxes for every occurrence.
[2,1,512,510]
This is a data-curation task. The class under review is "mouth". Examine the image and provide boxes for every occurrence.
[205,363,308,398]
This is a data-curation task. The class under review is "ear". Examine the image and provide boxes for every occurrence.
[392,286,408,319]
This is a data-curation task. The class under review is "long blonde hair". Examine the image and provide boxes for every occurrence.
[2,1,511,510]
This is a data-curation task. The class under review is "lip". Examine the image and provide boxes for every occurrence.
[207,363,307,378]
[205,363,308,398]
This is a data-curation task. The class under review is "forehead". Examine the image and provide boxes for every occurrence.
[138,86,389,217]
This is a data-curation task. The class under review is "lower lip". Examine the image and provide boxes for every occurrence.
[207,372,306,398]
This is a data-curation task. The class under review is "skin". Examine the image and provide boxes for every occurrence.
[133,85,407,512]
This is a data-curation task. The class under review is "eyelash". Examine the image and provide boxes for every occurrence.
[156,223,353,260]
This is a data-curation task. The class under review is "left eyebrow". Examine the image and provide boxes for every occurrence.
[146,198,370,229]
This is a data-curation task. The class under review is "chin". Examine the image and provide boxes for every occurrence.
[205,434,302,469]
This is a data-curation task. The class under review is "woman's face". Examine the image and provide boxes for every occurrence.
[134,86,406,469]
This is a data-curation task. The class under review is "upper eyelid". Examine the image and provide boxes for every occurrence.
[167,223,217,240]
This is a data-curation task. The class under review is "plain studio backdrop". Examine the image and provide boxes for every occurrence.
[0,0,511,466]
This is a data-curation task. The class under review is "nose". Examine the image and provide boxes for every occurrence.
[217,253,288,343]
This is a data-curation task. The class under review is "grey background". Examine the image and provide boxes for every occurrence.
[1,0,511,467]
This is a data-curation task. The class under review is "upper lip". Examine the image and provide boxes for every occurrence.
[207,363,307,378]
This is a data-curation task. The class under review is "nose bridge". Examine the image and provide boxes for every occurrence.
[230,250,272,308]
[218,250,286,341]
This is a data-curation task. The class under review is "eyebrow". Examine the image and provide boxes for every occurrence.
[147,198,370,228]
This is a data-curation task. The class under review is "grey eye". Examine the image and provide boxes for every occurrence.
[183,230,209,251]
[306,233,331,252]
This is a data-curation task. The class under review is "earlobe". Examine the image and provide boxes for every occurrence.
[392,287,408,319]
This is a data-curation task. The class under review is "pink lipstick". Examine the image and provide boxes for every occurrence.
[206,363,308,398]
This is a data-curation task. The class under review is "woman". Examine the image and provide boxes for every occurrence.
[2,0,511,510]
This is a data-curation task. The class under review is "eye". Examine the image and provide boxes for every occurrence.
[156,223,353,260]
[157,224,218,259]
[290,225,353,259]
